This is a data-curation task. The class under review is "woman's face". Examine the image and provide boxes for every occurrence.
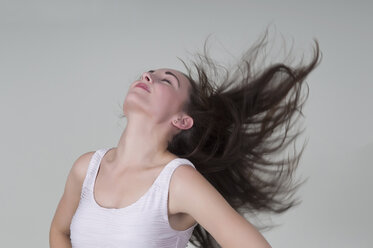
[123,68,191,124]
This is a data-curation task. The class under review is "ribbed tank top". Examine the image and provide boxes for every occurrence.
[70,147,198,248]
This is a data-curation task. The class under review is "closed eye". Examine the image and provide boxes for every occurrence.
[162,79,172,84]
[147,70,177,88]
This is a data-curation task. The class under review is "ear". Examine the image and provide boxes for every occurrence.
[172,114,194,130]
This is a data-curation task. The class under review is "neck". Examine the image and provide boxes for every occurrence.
[110,113,175,170]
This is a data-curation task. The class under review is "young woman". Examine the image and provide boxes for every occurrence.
[49,30,321,248]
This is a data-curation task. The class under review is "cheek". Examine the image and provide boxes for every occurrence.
[157,93,175,109]
[153,92,181,115]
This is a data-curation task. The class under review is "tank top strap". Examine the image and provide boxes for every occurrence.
[155,158,196,187]
[82,147,113,192]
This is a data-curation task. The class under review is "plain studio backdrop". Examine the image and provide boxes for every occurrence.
[1,1,372,247]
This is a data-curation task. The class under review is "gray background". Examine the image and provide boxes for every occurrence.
[1,0,372,247]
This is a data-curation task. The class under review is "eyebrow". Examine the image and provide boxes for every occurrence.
[148,70,180,88]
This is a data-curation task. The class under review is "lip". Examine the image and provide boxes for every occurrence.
[135,82,150,93]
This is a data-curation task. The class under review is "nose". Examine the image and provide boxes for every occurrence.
[141,72,153,83]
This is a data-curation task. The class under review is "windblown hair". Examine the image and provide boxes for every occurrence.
[166,30,322,248]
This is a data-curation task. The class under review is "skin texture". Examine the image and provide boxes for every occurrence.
[49,68,272,247]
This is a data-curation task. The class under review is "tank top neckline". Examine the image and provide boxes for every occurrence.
[91,147,185,212]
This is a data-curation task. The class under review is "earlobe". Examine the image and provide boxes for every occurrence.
[173,116,181,124]
[172,117,182,129]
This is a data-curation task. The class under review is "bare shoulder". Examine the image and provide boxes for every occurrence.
[69,151,96,184]
[169,163,207,213]
[170,164,272,248]
[171,163,206,187]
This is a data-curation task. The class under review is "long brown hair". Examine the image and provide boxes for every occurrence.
[166,29,322,247]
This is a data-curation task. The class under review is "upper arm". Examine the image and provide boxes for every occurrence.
[49,151,95,236]
[172,165,272,248]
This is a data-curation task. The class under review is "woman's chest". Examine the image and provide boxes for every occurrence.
[94,168,159,209]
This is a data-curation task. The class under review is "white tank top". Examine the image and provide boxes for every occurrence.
[70,147,198,248]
